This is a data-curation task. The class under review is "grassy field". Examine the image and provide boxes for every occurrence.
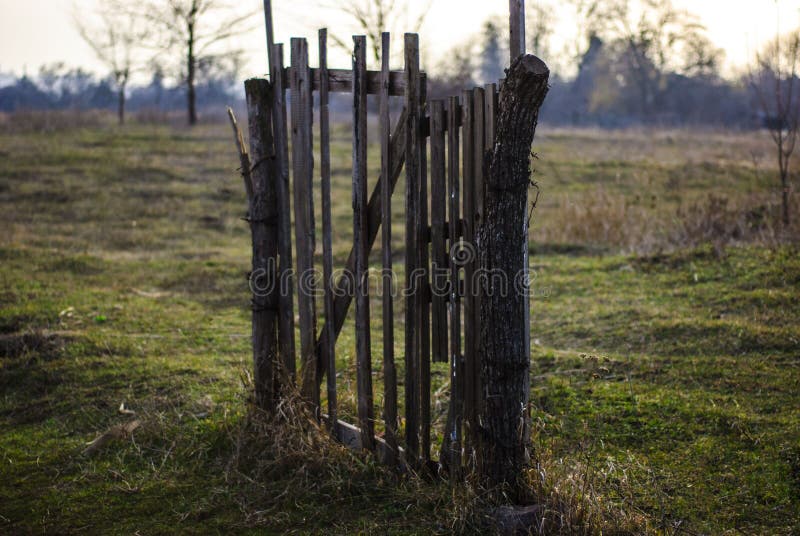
[1,116,798,534]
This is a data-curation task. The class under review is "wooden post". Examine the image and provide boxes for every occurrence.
[290,38,319,412]
[509,0,526,63]
[264,0,276,77]
[485,83,498,153]
[447,95,463,476]
[244,79,279,411]
[379,32,399,464]
[352,35,375,451]
[470,86,485,451]
[477,55,549,497]
[403,33,420,460]
[461,89,476,461]
[319,29,338,435]
[271,43,296,386]
[418,67,431,463]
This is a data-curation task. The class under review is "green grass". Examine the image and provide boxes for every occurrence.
[1,119,798,534]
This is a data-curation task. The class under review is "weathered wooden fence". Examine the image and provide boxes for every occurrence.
[231,1,542,477]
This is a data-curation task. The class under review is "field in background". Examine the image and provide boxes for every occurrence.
[1,116,798,534]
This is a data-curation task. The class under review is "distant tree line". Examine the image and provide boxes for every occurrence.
[0,63,239,119]
[428,0,798,130]
[1,0,797,135]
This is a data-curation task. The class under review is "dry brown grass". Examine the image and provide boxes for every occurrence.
[533,188,800,254]
[223,383,652,534]
[0,109,113,134]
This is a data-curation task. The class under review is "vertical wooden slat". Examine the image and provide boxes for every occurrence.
[264,1,275,71]
[403,33,420,460]
[318,29,337,434]
[290,38,318,412]
[461,89,476,457]
[509,0,526,62]
[485,83,498,153]
[271,44,296,385]
[379,32,398,464]
[447,95,462,473]
[352,35,375,451]
[418,71,431,462]
[471,86,485,448]
[429,101,447,365]
[227,108,253,206]
[245,79,278,411]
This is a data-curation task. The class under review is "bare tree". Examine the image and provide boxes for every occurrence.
[526,0,555,61]
[75,0,146,124]
[321,0,432,65]
[138,0,255,125]
[750,29,800,227]
[569,0,721,117]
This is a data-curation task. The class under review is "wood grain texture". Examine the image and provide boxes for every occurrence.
[352,35,375,451]
[280,67,422,96]
[245,79,278,411]
[477,55,549,495]
[404,33,420,460]
[509,0,526,62]
[418,72,431,462]
[461,89,476,460]
[290,38,318,412]
[271,43,296,387]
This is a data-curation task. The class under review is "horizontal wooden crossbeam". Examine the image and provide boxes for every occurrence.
[323,416,405,466]
[283,67,427,97]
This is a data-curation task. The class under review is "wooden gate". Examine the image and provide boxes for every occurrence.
[232,2,531,475]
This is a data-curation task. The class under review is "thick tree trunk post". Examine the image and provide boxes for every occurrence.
[477,55,549,497]
[245,78,279,411]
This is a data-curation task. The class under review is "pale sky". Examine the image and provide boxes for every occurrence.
[0,0,798,84]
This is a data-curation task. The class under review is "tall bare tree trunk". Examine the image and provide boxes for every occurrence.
[118,83,126,125]
[779,150,790,226]
[477,54,549,499]
[782,172,790,226]
[187,23,198,126]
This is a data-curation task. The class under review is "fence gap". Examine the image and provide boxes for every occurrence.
[430,101,447,366]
